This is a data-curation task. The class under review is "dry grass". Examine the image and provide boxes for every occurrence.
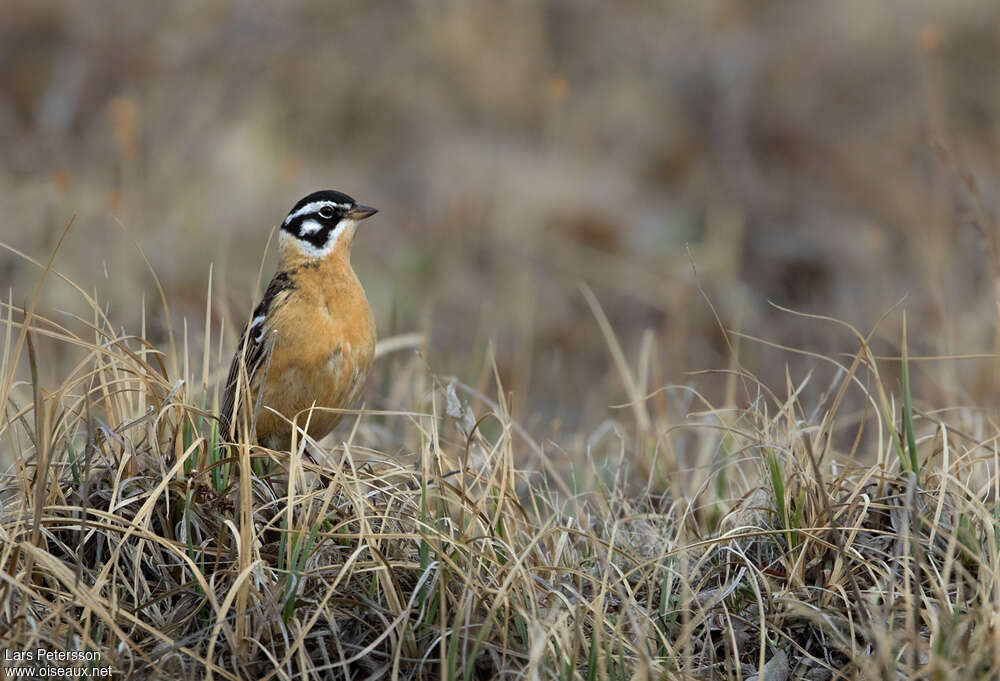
[3,236,1000,681]
[6,3,1000,679]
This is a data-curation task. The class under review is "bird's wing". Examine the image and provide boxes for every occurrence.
[219,271,294,442]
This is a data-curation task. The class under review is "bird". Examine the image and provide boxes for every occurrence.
[220,189,378,452]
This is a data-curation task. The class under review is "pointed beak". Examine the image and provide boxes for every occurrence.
[348,204,378,220]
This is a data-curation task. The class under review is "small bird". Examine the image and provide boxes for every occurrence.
[220,190,378,451]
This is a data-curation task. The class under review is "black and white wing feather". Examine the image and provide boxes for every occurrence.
[219,271,293,441]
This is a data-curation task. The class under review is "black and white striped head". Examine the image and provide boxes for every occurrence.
[279,190,377,259]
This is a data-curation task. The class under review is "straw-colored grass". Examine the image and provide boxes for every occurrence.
[3,236,1000,680]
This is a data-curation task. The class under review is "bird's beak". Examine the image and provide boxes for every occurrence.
[348,204,378,220]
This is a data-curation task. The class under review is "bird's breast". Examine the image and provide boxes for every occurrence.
[256,257,375,442]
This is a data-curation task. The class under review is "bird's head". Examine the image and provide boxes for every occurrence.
[278,189,377,263]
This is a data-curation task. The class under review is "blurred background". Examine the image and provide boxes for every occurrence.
[3,0,1000,442]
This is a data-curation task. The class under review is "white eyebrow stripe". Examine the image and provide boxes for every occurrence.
[282,200,351,225]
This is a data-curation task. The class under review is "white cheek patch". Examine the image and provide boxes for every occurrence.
[281,219,357,259]
[299,219,323,235]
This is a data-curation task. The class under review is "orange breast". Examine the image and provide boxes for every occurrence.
[254,258,375,450]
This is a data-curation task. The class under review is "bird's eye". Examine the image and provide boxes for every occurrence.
[319,207,335,219]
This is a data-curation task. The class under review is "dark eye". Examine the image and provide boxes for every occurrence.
[319,207,335,219]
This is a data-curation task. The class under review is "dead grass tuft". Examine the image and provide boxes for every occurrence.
[3,243,1000,680]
